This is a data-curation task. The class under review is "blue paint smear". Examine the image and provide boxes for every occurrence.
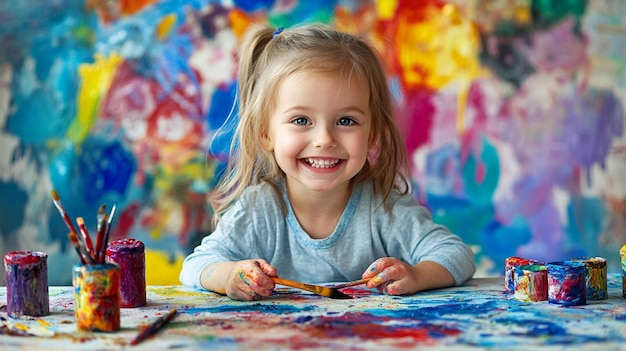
[185,302,316,315]
[364,300,501,320]
[234,0,276,13]
[48,138,136,214]
[0,181,28,239]
[207,82,238,161]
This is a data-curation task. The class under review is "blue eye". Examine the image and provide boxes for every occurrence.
[338,117,356,126]
[292,117,309,125]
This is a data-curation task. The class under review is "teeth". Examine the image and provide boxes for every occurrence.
[306,158,339,168]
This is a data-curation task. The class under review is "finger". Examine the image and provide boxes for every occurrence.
[256,259,277,277]
[236,265,274,297]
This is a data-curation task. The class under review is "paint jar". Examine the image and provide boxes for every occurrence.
[620,245,626,298]
[106,238,146,308]
[546,261,587,306]
[504,256,543,293]
[513,264,548,302]
[3,251,49,317]
[73,263,120,332]
[572,256,607,301]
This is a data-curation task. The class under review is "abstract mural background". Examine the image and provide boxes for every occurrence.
[0,0,624,285]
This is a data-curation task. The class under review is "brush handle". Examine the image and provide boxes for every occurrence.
[331,278,371,289]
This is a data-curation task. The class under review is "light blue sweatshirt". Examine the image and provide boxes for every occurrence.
[180,181,475,288]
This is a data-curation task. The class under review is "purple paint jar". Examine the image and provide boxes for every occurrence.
[3,251,49,317]
[106,238,146,307]
[547,260,587,306]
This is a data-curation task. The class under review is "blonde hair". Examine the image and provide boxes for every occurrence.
[211,23,409,223]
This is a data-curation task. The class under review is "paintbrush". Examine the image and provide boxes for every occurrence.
[329,278,371,289]
[51,190,79,237]
[271,277,352,299]
[76,217,95,259]
[68,232,95,264]
[101,203,117,261]
[94,205,107,264]
[130,307,177,345]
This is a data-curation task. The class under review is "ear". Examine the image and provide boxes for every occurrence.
[260,132,274,151]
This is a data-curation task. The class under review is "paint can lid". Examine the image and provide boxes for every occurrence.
[106,238,145,254]
[3,251,47,265]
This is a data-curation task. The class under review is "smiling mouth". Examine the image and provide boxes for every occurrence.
[304,158,340,169]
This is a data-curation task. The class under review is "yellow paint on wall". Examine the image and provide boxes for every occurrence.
[145,249,185,285]
[376,0,398,20]
[68,53,122,143]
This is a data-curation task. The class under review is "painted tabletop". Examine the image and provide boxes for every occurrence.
[1,275,626,350]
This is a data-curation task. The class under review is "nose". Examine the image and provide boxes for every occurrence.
[312,125,336,148]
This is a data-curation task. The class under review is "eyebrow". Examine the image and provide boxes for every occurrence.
[281,105,368,115]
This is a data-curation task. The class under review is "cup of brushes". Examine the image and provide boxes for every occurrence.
[52,190,124,331]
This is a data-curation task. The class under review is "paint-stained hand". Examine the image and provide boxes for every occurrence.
[225,259,277,301]
[362,257,419,295]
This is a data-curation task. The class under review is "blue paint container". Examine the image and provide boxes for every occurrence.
[546,261,587,306]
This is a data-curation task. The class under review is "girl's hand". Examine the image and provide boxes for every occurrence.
[224,259,277,301]
[362,257,455,295]
[362,257,418,295]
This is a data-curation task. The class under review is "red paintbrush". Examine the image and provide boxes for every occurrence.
[51,190,79,237]
[94,205,107,263]
[76,217,95,259]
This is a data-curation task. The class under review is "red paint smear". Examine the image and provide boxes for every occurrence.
[109,202,141,241]
[304,312,461,342]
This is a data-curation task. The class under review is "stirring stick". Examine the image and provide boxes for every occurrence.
[130,308,177,346]
[76,217,95,259]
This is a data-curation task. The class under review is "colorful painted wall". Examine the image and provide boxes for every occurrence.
[0,0,624,286]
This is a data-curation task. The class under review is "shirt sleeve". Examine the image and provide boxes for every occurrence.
[178,197,255,289]
[380,192,476,286]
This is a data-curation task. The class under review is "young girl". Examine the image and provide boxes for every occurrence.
[180,23,475,301]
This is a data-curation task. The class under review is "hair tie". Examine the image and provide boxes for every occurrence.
[273,26,284,38]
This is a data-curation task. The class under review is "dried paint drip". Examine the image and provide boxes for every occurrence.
[72,263,120,332]
[504,257,543,293]
[546,261,587,306]
[3,251,49,317]
[513,264,548,302]
[106,238,146,308]
[572,256,607,301]
[620,245,626,298]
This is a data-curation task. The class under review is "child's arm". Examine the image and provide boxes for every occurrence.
[200,259,277,301]
[361,257,455,295]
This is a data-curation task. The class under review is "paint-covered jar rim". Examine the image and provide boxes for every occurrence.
[73,262,120,272]
[505,256,543,267]
[3,251,48,265]
[571,256,606,269]
[106,238,145,254]
[516,264,547,273]
[546,260,586,273]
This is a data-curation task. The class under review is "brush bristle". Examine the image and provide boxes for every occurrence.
[328,289,353,299]
[51,190,60,201]
[98,204,106,214]
[68,232,78,243]
[76,217,85,225]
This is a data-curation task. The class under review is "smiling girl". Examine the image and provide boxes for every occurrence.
[180,24,475,301]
